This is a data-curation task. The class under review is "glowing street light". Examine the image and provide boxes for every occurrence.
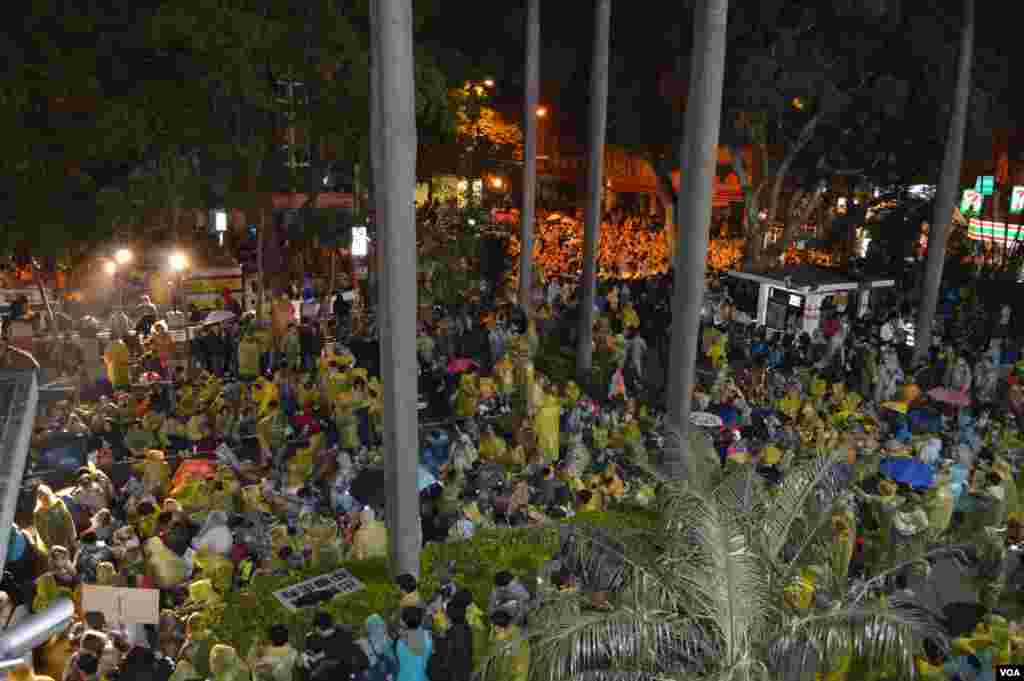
[490,177,504,189]
[115,248,133,265]
[536,106,547,118]
[104,261,116,276]
[483,79,495,88]
[169,252,188,272]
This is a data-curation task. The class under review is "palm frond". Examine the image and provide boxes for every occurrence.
[759,453,845,563]
[769,597,947,681]
[659,486,774,666]
[528,593,696,681]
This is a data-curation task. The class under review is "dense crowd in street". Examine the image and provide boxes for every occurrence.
[2,266,1024,681]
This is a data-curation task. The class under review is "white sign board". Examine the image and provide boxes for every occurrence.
[1012,186,1024,214]
[81,585,160,626]
[272,568,365,612]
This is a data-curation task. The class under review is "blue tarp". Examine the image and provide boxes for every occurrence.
[880,457,934,490]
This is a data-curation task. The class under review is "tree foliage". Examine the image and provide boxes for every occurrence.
[0,0,471,260]
[606,0,1008,270]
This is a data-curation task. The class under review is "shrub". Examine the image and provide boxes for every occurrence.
[210,509,657,650]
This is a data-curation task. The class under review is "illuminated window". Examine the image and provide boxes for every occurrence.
[351,226,369,257]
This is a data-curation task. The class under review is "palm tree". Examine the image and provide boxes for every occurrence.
[575,0,612,381]
[913,0,975,364]
[371,0,422,578]
[523,435,951,681]
[519,0,540,313]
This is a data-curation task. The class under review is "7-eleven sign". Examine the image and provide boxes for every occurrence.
[1011,186,1024,214]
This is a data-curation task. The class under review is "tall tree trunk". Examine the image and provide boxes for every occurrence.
[372,0,421,578]
[575,0,611,380]
[369,2,383,321]
[519,0,540,312]
[913,0,974,364]
[663,0,729,479]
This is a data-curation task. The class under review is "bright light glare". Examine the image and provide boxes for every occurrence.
[491,177,503,189]
[215,210,228,232]
[169,252,188,271]
[483,79,495,88]
[104,261,116,275]
[536,106,547,117]
[115,248,132,265]
[351,226,369,257]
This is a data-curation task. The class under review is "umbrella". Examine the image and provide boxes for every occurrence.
[447,358,479,374]
[928,387,970,408]
[880,457,934,490]
[203,310,237,326]
[690,411,724,428]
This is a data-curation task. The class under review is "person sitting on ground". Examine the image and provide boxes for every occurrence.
[247,623,299,681]
[488,571,532,626]
[396,573,422,609]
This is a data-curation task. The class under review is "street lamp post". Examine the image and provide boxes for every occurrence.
[169,252,188,313]
[113,249,132,311]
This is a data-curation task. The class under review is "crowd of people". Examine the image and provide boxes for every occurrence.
[3,267,1024,681]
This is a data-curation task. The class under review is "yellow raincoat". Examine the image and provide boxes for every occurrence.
[484,625,530,681]
[533,391,561,462]
[104,338,131,389]
[455,373,480,419]
[333,389,360,450]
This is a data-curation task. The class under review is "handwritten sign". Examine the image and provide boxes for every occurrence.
[81,586,159,626]
[272,568,366,612]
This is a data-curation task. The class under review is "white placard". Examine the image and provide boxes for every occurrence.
[272,568,365,612]
[81,585,160,626]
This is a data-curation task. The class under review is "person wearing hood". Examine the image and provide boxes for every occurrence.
[487,572,532,626]
[351,507,388,561]
[357,614,397,681]
[191,511,233,556]
[247,624,298,681]
[484,610,529,681]
[396,607,432,681]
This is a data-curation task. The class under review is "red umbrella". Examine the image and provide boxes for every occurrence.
[927,387,971,408]
[447,358,479,374]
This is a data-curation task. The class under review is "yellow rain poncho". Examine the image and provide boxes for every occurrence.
[351,508,388,561]
[104,338,131,389]
[485,625,530,681]
[33,488,77,553]
[455,373,480,419]
[533,391,561,462]
[333,389,360,451]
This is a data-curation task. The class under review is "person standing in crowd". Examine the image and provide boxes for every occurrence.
[395,607,432,681]
[222,288,242,317]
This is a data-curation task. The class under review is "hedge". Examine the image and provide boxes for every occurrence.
[210,508,657,651]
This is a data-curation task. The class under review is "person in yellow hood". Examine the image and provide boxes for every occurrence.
[104,336,131,390]
[483,610,529,681]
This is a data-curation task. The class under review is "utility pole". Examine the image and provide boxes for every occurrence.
[519,0,540,312]
[372,0,421,577]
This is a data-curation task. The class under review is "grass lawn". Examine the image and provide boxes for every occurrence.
[211,508,658,650]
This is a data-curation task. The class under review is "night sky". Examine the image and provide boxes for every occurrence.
[423,0,1023,138]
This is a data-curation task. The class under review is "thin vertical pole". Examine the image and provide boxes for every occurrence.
[519,0,540,313]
